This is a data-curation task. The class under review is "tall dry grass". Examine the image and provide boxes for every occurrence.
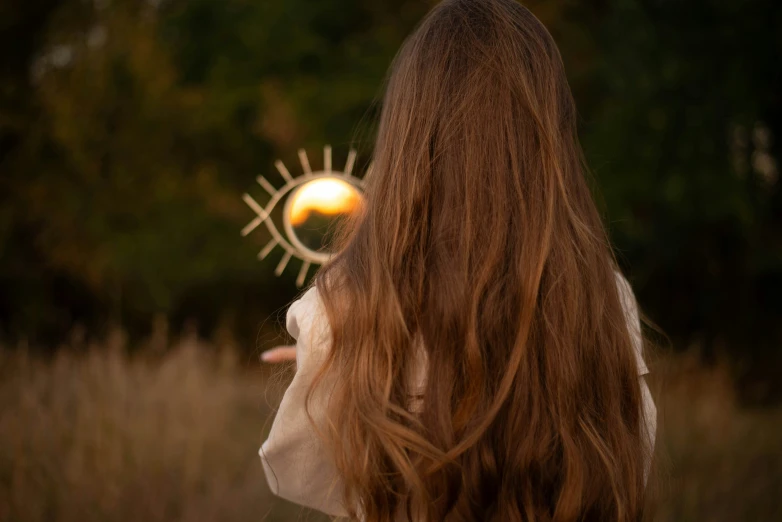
[0,333,779,521]
[0,331,323,522]
[651,353,782,521]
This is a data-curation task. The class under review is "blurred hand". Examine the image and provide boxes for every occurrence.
[261,345,297,363]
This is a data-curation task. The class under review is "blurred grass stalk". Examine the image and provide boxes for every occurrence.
[0,331,780,521]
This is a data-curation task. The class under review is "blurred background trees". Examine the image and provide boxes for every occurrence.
[0,0,779,400]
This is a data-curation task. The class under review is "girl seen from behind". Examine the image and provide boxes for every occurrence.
[260,0,658,521]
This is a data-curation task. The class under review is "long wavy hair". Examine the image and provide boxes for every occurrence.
[306,0,653,520]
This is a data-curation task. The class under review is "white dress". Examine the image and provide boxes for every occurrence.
[259,272,657,518]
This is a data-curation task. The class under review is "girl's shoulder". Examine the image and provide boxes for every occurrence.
[286,286,323,339]
[614,271,649,376]
[285,286,332,367]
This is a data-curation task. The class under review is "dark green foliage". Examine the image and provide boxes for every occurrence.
[0,0,779,398]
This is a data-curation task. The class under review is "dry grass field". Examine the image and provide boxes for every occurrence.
[0,331,779,521]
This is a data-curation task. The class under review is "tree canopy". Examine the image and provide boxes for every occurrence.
[0,0,779,399]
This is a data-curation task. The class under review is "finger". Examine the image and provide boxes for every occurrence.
[261,346,297,362]
[261,346,297,363]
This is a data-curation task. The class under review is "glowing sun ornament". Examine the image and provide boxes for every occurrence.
[241,146,366,287]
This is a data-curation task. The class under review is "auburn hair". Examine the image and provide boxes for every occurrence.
[306,0,653,520]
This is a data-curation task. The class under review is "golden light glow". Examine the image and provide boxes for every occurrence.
[288,178,361,226]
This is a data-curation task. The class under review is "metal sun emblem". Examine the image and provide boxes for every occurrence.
[241,146,366,287]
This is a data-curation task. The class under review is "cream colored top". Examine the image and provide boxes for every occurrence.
[259,272,657,518]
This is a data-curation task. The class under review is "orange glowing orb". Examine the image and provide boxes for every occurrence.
[288,178,362,227]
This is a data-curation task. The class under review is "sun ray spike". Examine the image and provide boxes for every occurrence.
[275,251,293,276]
[241,216,263,237]
[275,160,293,183]
[344,149,357,176]
[258,238,278,260]
[296,261,311,288]
[364,161,375,181]
[256,176,276,195]
[242,193,267,219]
[298,149,312,174]
[324,145,332,172]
